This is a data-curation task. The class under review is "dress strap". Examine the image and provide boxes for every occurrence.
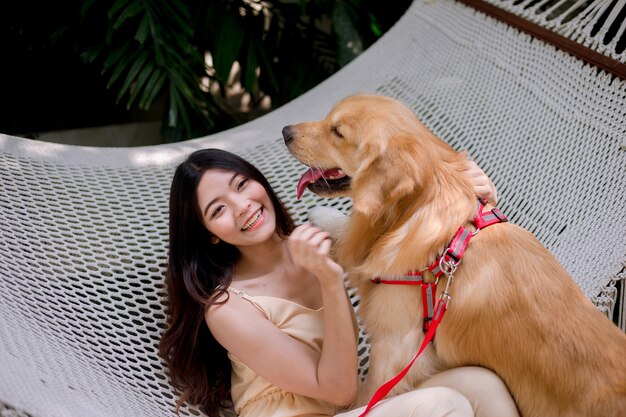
[226,287,268,318]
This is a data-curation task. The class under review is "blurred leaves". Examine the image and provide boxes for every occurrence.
[78,0,211,140]
[68,0,410,141]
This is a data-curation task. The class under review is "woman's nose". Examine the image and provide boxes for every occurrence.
[233,198,250,217]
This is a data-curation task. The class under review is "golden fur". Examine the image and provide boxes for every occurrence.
[283,94,626,417]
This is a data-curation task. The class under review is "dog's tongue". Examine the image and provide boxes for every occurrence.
[297,167,324,199]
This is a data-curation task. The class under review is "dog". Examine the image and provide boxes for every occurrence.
[282,93,626,417]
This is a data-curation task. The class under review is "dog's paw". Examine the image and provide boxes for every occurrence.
[307,205,348,241]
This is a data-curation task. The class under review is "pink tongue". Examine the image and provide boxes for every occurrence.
[297,167,324,199]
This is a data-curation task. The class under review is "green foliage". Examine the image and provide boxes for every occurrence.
[73,0,409,141]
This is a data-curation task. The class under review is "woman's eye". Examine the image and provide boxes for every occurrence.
[237,178,249,190]
[211,205,224,218]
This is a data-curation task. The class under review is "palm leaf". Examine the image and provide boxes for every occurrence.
[107,0,132,19]
[113,1,143,30]
[139,69,167,109]
[116,50,149,103]
[135,15,150,44]
[212,9,247,85]
[86,0,210,138]
[106,47,140,88]
[242,41,259,93]
[102,42,131,73]
[332,1,364,66]
[127,62,155,108]
[168,83,181,128]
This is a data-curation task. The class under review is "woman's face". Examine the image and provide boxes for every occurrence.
[196,169,277,247]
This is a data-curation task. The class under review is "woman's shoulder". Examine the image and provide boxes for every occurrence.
[205,287,266,327]
[204,287,281,356]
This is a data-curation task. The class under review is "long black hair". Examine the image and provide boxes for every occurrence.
[158,148,295,415]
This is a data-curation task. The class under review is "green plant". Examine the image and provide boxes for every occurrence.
[72,0,410,141]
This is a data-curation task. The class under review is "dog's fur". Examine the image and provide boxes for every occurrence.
[283,94,626,417]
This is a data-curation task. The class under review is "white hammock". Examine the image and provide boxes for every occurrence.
[1,0,624,416]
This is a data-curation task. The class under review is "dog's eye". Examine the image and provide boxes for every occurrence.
[331,126,343,138]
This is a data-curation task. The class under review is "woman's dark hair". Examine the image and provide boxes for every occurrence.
[158,148,295,415]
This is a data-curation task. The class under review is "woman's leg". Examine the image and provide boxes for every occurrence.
[336,387,473,417]
[418,367,519,417]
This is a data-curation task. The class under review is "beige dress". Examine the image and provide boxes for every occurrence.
[226,287,337,417]
[224,288,520,417]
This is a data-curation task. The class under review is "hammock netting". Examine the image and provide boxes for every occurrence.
[1,0,624,415]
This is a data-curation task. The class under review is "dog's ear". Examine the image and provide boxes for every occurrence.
[351,134,418,219]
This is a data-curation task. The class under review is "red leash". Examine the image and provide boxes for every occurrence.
[358,297,448,417]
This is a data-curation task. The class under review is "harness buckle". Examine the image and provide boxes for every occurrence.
[422,316,432,333]
[439,256,459,276]
[491,208,507,222]
[438,258,456,307]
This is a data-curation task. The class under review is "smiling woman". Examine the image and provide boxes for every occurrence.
[160,148,297,415]
[159,148,359,415]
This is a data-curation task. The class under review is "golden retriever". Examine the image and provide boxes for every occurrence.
[282,94,626,417]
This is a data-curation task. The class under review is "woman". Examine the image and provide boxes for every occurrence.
[159,148,519,417]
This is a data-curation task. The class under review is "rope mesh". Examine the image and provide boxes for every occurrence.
[483,0,626,60]
[1,0,624,416]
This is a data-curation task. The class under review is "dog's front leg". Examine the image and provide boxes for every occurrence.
[356,284,448,406]
[359,336,445,406]
[357,337,414,405]
[355,286,445,406]
[358,331,445,406]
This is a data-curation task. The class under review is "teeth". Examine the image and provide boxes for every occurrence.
[325,169,345,180]
[242,209,262,231]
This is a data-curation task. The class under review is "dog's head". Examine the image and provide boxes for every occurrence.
[283,94,452,217]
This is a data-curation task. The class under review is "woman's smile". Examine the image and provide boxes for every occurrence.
[242,208,264,231]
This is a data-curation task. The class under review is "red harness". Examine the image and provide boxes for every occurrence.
[359,199,507,416]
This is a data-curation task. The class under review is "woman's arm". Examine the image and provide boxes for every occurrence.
[287,224,359,405]
[206,226,358,406]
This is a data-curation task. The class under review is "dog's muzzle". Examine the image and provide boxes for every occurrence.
[282,126,294,144]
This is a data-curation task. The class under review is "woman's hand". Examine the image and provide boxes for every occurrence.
[465,160,498,205]
[287,224,344,286]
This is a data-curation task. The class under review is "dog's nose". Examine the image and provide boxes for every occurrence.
[282,126,293,144]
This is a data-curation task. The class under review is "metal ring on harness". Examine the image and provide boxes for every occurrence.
[439,256,459,276]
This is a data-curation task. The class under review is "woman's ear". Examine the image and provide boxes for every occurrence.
[211,236,220,244]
